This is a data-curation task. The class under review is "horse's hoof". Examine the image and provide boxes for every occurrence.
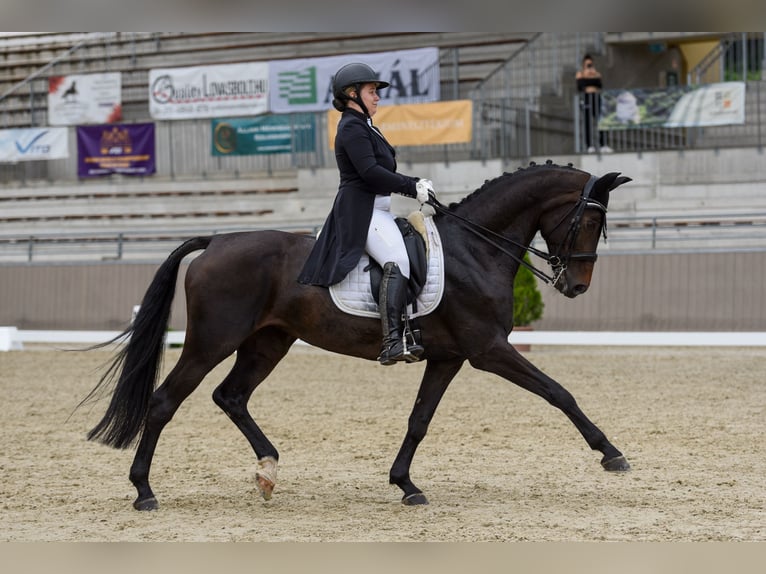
[402,492,429,506]
[133,496,158,511]
[256,475,275,501]
[601,455,631,472]
[255,456,277,501]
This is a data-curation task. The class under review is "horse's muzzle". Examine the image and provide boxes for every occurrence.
[556,276,590,298]
[568,283,589,297]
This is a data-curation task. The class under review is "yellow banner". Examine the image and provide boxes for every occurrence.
[328,100,473,148]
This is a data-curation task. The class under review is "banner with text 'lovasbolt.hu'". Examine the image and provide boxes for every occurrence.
[149,62,269,120]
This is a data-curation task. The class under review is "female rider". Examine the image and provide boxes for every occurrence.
[297,62,435,365]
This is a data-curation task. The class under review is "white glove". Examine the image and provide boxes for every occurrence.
[415,178,434,204]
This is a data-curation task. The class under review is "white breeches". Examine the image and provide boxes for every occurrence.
[366,195,410,279]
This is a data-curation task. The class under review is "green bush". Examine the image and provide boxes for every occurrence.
[513,253,544,327]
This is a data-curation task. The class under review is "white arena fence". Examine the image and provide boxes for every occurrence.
[1,327,765,352]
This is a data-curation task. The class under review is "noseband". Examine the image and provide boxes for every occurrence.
[425,175,607,286]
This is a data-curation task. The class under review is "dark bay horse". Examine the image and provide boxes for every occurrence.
[83,162,632,510]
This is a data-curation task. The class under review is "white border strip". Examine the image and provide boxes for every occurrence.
[14,329,186,345]
[2,328,765,350]
[508,331,766,347]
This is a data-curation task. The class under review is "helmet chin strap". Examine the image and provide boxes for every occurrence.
[348,85,371,119]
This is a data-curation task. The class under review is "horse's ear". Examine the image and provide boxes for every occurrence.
[611,175,632,190]
[591,172,631,206]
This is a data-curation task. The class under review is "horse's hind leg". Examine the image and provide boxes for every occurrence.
[212,327,296,501]
[129,349,229,510]
[469,341,630,472]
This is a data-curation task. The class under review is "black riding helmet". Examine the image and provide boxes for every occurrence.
[331,62,390,114]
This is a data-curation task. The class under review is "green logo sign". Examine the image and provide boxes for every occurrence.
[211,114,316,156]
[278,67,318,105]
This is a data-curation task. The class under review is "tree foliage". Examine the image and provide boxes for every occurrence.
[513,253,544,326]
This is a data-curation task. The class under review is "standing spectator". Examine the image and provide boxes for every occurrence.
[576,54,612,153]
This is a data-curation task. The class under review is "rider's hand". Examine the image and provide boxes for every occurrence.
[415,179,434,204]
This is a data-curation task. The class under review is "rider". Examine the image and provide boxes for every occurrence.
[297,62,435,365]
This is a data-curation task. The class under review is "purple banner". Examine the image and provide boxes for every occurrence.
[77,123,155,177]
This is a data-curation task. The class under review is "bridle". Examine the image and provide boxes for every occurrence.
[425,175,607,287]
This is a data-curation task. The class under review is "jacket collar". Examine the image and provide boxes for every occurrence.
[344,107,367,120]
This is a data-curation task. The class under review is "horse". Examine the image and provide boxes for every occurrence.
[81,161,632,510]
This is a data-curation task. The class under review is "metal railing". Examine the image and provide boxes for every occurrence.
[689,32,766,85]
[4,211,766,264]
[534,211,766,256]
[574,80,766,154]
[0,223,321,264]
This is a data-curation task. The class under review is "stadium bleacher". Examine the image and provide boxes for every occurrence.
[2,32,766,257]
[3,32,766,333]
[0,32,551,244]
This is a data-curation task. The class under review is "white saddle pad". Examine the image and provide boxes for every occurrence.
[329,216,445,318]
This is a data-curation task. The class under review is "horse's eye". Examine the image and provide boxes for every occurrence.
[584,219,599,231]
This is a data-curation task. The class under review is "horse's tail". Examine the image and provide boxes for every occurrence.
[82,236,212,449]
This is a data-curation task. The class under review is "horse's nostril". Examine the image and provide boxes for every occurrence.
[572,284,588,296]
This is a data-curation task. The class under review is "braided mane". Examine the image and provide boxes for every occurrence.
[446,160,581,211]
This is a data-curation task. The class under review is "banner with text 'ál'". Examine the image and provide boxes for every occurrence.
[271,47,440,114]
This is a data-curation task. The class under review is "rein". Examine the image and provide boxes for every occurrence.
[425,175,605,286]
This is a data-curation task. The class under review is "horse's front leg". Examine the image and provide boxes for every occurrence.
[389,358,464,505]
[468,339,630,472]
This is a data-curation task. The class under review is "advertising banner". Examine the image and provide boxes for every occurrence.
[327,100,472,148]
[0,127,69,162]
[270,47,440,114]
[48,72,122,125]
[211,114,316,155]
[599,82,746,129]
[76,123,155,177]
[149,62,269,120]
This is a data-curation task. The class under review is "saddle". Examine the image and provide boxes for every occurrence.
[329,212,445,320]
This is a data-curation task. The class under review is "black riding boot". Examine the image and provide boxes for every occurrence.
[378,262,423,365]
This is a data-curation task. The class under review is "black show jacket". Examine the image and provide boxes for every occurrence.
[297,108,419,287]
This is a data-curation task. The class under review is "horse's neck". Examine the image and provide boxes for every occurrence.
[455,178,553,242]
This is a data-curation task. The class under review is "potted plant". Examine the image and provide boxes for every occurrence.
[512,253,544,351]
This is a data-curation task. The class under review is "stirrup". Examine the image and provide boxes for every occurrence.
[402,318,424,362]
[401,350,421,363]
[402,345,423,362]
[378,341,405,366]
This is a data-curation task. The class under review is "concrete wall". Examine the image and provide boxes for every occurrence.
[536,251,766,331]
[0,262,189,331]
[1,251,764,332]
